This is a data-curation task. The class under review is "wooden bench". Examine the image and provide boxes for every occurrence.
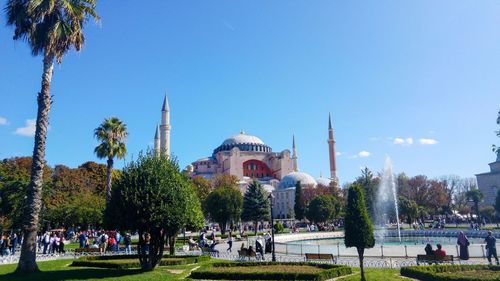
[305,253,336,264]
[74,248,101,254]
[416,255,454,265]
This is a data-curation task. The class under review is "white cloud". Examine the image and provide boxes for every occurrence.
[393,137,414,146]
[15,119,36,137]
[0,117,8,125]
[336,152,343,156]
[419,138,438,145]
[393,138,405,145]
[358,150,371,158]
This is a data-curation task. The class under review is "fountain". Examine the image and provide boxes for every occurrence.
[375,156,401,242]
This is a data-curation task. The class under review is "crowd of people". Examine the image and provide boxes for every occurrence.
[0,232,19,256]
[75,230,132,253]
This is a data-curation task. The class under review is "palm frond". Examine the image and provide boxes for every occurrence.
[5,0,99,63]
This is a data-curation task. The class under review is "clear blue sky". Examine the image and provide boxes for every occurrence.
[1,1,499,184]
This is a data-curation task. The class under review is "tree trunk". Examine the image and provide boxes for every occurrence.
[16,52,54,274]
[106,157,113,203]
[254,221,258,235]
[357,247,366,281]
[169,236,175,256]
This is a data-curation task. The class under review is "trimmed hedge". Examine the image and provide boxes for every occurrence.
[71,254,210,269]
[401,264,500,281]
[190,262,352,280]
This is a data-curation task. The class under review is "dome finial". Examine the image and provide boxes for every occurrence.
[240,129,246,134]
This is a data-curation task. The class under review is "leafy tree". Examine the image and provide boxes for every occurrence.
[44,192,105,229]
[211,174,239,189]
[466,188,483,223]
[241,181,270,234]
[344,183,375,281]
[306,195,337,224]
[398,196,418,224]
[5,0,99,273]
[106,152,203,270]
[191,176,213,215]
[480,206,495,223]
[294,181,304,220]
[206,185,242,235]
[94,117,128,203]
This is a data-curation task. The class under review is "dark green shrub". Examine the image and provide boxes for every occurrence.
[190,262,352,280]
[71,255,210,269]
[401,264,500,281]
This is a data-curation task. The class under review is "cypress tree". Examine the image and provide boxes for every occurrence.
[241,181,270,234]
[294,181,304,220]
[344,183,375,281]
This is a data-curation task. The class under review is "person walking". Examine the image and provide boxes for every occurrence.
[58,233,65,254]
[10,233,17,255]
[78,231,87,249]
[256,236,265,260]
[485,231,499,265]
[42,231,50,254]
[457,231,470,260]
[227,232,233,252]
[124,233,132,254]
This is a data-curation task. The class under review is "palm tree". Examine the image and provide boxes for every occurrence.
[466,188,484,223]
[94,117,128,203]
[5,0,99,273]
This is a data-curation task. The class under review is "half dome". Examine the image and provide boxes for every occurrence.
[278,171,317,189]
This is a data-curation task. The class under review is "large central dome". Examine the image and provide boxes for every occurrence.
[222,132,265,146]
[213,131,272,155]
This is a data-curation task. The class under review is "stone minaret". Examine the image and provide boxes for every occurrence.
[154,125,160,156]
[160,95,171,158]
[292,134,298,172]
[327,113,338,182]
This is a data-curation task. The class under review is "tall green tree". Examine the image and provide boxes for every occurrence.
[344,183,375,281]
[306,195,337,224]
[94,117,128,203]
[206,185,242,235]
[241,181,270,234]
[354,167,378,218]
[466,188,483,223]
[5,0,99,272]
[294,181,304,220]
[106,152,203,270]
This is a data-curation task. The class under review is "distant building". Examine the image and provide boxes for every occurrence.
[476,153,500,207]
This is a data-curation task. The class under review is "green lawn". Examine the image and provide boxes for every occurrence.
[0,259,214,281]
[337,268,408,281]
[0,259,409,281]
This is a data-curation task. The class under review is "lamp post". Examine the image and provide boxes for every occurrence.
[268,193,276,262]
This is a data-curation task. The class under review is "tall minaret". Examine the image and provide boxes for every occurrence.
[154,125,160,156]
[327,113,337,182]
[160,95,171,158]
[292,134,298,172]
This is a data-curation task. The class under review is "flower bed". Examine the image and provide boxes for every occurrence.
[71,254,210,269]
[400,264,500,281]
[190,262,352,280]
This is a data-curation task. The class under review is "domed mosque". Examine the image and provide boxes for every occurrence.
[189,117,338,219]
[153,97,338,219]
